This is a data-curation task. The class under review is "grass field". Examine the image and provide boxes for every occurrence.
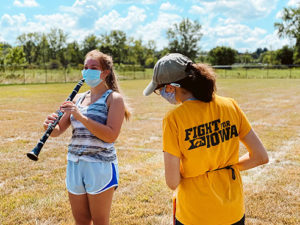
[0,78,299,225]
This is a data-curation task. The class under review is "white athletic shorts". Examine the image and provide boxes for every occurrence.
[66,160,119,195]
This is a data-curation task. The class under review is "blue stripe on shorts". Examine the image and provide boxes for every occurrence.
[66,160,119,195]
[94,163,118,194]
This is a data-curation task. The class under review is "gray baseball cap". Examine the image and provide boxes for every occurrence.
[143,53,193,96]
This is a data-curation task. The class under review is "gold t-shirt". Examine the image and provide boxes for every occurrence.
[163,95,252,225]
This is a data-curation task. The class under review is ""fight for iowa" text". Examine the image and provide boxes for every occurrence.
[184,119,238,150]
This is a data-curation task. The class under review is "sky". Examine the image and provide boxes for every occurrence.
[0,0,300,53]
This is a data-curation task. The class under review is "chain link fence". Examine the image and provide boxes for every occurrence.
[0,65,154,85]
[0,64,299,85]
[213,65,300,79]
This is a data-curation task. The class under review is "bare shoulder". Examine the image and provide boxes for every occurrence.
[107,91,124,106]
[111,91,124,100]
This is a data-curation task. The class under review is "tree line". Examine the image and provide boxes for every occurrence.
[0,5,299,69]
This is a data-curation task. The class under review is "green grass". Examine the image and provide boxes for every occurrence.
[0,79,299,224]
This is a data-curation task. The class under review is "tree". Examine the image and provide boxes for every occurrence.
[131,39,146,66]
[82,34,99,57]
[260,51,279,65]
[38,34,50,66]
[100,30,128,64]
[0,42,12,65]
[275,6,300,63]
[275,45,294,65]
[4,46,26,65]
[66,41,82,66]
[99,33,114,58]
[208,46,237,65]
[109,30,127,64]
[251,47,268,60]
[17,32,41,64]
[196,51,208,63]
[144,40,157,67]
[0,42,12,55]
[239,52,253,64]
[167,18,202,61]
[47,28,68,66]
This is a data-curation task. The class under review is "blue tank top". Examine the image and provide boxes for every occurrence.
[67,89,117,163]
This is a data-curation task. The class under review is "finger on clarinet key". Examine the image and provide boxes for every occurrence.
[47,115,56,121]
[52,112,58,118]
[60,106,66,112]
[43,121,49,129]
[62,101,71,107]
[60,106,72,113]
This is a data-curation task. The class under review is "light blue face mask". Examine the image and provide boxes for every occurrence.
[160,86,178,104]
[81,69,102,87]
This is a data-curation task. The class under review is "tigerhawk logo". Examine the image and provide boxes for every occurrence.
[184,119,238,150]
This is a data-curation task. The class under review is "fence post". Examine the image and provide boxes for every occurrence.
[45,65,47,84]
[65,67,67,83]
[23,66,25,84]
[45,67,47,83]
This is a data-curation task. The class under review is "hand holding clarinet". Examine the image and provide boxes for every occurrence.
[43,113,59,135]
[60,101,83,120]
[43,101,82,132]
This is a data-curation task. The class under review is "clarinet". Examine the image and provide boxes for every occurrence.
[27,79,85,161]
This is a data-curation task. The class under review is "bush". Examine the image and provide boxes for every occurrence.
[77,63,84,70]
[48,59,62,69]
[145,57,155,68]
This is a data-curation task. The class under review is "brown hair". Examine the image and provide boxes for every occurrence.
[176,63,216,102]
[85,50,131,120]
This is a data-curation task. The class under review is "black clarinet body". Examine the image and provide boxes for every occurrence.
[27,79,85,161]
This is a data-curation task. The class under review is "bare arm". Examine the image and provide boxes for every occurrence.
[236,129,269,171]
[61,92,125,143]
[164,152,181,190]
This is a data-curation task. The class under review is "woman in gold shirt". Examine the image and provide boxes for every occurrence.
[143,53,269,225]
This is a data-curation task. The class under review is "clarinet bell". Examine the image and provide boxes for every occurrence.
[27,151,38,161]
[27,143,43,161]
